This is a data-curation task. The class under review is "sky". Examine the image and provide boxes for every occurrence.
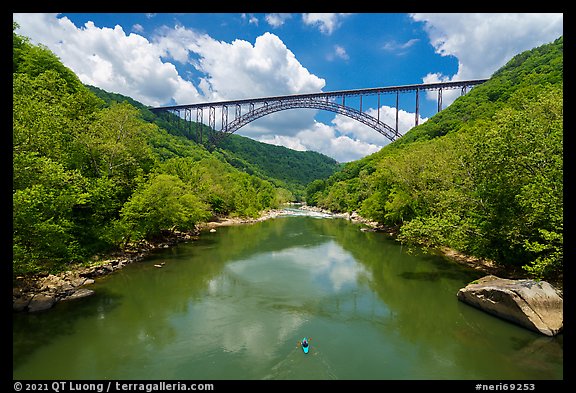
[13,13,563,162]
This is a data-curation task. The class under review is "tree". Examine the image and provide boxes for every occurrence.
[469,85,563,276]
[305,179,326,206]
[13,157,89,275]
[120,174,211,241]
[73,102,157,184]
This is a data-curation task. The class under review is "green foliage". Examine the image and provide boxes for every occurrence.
[147,128,210,162]
[522,229,563,278]
[468,85,563,273]
[119,174,211,241]
[12,29,304,277]
[305,179,327,206]
[14,71,77,161]
[216,133,339,196]
[315,36,563,280]
[13,158,89,274]
[156,156,283,218]
[71,102,157,184]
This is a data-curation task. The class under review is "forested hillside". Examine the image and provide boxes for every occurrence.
[86,85,339,199]
[306,37,563,280]
[12,26,306,277]
[217,135,339,198]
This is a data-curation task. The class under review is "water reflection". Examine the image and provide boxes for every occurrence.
[13,212,562,380]
[189,239,371,367]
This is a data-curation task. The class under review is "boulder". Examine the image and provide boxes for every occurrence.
[13,295,33,312]
[61,288,95,302]
[27,294,57,312]
[457,275,563,336]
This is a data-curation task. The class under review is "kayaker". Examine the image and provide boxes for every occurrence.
[302,338,308,348]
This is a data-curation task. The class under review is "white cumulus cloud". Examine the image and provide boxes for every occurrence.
[302,13,352,35]
[291,121,382,163]
[265,13,292,28]
[155,29,326,100]
[13,13,201,107]
[13,13,564,163]
[411,13,563,105]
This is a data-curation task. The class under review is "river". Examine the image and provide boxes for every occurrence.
[13,209,563,380]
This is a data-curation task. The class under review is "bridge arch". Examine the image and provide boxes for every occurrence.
[150,79,488,145]
[224,97,401,142]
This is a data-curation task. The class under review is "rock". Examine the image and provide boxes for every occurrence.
[61,288,95,302]
[27,294,57,312]
[13,295,33,312]
[39,274,67,292]
[457,275,563,336]
[69,276,88,287]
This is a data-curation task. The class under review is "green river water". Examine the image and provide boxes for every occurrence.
[13,209,563,380]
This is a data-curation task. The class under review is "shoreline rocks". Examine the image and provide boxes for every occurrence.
[13,229,200,313]
[457,275,563,336]
[12,209,291,313]
[297,204,399,235]
[198,208,292,230]
[13,258,129,313]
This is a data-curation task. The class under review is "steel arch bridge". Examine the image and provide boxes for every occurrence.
[149,79,488,145]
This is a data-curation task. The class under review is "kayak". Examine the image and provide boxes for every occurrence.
[301,337,309,354]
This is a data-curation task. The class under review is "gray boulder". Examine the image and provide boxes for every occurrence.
[61,288,95,302]
[13,295,33,312]
[457,275,563,336]
[27,294,57,312]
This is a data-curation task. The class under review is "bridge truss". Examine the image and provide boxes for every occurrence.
[149,79,488,145]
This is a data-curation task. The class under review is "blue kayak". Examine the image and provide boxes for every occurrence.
[301,338,309,354]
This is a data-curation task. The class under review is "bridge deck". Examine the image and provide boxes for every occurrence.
[149,79,488,111]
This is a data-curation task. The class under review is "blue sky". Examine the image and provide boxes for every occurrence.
[13,13,563,162]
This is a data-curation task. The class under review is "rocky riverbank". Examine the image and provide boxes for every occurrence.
[14,205,557,313]
[297,205,563,289]
[12,229,201,313]
[198,208,290,229]
[13,209,293,313]
[301,205,564,334]
[296,204,400,236]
